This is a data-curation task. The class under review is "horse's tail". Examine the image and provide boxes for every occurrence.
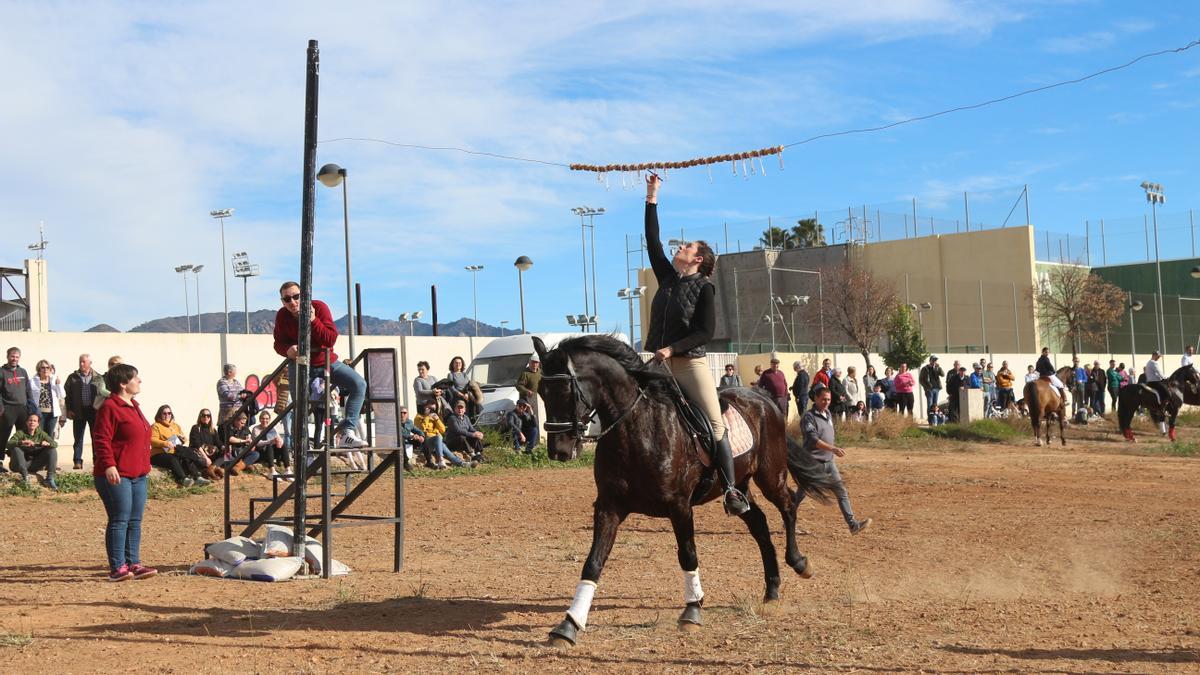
[1024,381,1040,427]
[1116,385,1137,433]
[785,437,836,504]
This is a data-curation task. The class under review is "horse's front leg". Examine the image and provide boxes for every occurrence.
[1057,410,1066,446]
[549,505,626,648]
[669,506,705,631]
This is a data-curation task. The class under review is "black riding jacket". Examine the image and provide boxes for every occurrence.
[644,203,714,357]
[1036,355,1056,378]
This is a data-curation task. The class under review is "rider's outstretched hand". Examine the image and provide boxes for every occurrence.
[645,173,661,204]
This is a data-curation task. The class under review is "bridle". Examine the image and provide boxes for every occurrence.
[542,354,645,442]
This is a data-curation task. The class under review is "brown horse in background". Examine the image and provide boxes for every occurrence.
[1023,366,1071,446]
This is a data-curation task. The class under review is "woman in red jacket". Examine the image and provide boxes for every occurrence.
[92,364,156,582]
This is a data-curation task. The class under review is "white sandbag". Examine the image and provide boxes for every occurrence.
[230,556,304,582]
[328,558,352,577]
[205,536,261,565]
[262,525,321,559]
[190,559,235,578]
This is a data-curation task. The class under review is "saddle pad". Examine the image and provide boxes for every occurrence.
[697,406,754,467]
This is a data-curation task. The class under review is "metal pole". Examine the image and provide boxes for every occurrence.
[1100,218,1107,265]
[765,227,775,351]
[1151,200,1166,353]
[1144,215,1150,260]
[293,38,319,563]
[341,175,356,358]
[1085,220,1091,266]
[723,222,729,254]
[943,276,951,351]
[220,217,229,334]
[912,197,918,236]
[963,192,970,232]
[1178,295,1185,353]
[518,268,526,334]
[1129,292,1137,366]
[194,272,202,332]
[1192,209,1196,257]
[355,283,363,335]
[579,215,589,331]
[589,214,598,331]
[817,273,825,352]
[243,276,250,334]
[1154,292,1163,354]
[733,268,742,348]
[431,285,439,336]
[182,273,191,333]
[1023,184,1030,226]
[472,268,479,337]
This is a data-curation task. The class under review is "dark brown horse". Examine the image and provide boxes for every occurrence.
[1169,365,1200,406]
[533,335,836,648]
[1022,366,1072,446]
[1117,380,1183,441]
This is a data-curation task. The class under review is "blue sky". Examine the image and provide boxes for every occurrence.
[2,2,1198,333]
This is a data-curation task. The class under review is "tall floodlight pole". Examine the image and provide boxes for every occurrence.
[1129,296,1144,365]
[617,287,646,347]
[1141,181,1167,353]
[232,252,261,334]
[317,162,355,358]
[192,265,205,331]
[209,208,234,333]
[572,207,604,332]
[589,209,603,330]
[514,256,532,334]
[175,265,194,332]
[464,265,484,337]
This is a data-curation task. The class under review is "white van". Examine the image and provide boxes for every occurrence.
[469,332,627,429]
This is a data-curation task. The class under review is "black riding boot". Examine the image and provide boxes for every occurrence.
[715,434,750,516]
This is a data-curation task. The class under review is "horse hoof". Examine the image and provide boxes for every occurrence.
[548,616,578,648]
[678,603,702,629]
[793,558,814,579]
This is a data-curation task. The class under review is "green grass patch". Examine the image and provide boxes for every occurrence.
[1176,410,1200,428]
[0,470,213,499]
[52,472,94,494]
[0,630,33,648]
[919,419,1021,443]
[1149,441,1200,457]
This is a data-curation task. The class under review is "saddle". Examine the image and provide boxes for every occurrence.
[665,378,754,463]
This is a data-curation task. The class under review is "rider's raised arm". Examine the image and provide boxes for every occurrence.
[644,174,675,285]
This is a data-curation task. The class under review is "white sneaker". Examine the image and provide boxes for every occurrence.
[337,429,369,449]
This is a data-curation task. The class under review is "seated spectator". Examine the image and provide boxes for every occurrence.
[867,385,885,420]
[149,405,210,487]
[429,385,452,418]
[849,400,868,423]
[506,399,539,454]
[220,411,259,475]
[398,406,422,472]
[7,413,58,489]
[217,364,242,423]
[250,410,290,479]
[414,403,467,469]
[188,409,224,478]
[445,400,485,463]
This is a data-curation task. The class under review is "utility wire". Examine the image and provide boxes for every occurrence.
[781,38,1200,149]
[320,38,1200,165]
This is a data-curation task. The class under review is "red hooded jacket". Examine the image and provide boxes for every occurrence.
[92,395,151,479]
[273,299,340,367]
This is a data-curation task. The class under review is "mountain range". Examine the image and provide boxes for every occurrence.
[87,310,519,337]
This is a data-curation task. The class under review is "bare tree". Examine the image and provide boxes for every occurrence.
[1033,265,1126,357]
[814,262,899,372]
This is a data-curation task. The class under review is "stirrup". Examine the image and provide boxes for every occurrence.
[723,488,750,516]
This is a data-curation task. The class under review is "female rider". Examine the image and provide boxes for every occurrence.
[644,174,749,516]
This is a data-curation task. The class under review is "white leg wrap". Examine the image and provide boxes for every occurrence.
[1161,421,1168,434]
[683,569,704,604]
[566,580,597,630]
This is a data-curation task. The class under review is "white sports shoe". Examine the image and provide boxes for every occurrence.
[337,429,369,449]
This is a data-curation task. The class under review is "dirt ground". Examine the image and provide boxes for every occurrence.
[0,421,1198,673]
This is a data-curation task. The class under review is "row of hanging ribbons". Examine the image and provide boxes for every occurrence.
[569,145,784,187]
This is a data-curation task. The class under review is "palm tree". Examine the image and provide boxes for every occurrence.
[791,218,825,248]
[758,226,794,250]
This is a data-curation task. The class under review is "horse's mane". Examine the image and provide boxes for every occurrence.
[1170,365,1199,382]
[555,334,674,396]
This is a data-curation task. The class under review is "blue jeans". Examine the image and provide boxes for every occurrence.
[94,474,148,572]
[513,426,539,453]
[424,435,463,466]
[822,460,857,526]
[288,360,367,434]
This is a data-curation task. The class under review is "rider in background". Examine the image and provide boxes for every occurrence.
[644,173,749,517]
[1035,347,1067,401]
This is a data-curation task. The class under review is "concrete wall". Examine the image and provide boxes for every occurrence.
[2,332,494,454]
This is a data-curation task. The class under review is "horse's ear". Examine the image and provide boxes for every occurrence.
[532,336,548,362]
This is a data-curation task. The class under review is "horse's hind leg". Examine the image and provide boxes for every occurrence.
[668,507,706,631]
[757,472,811,581]
[549,506,626,648]
[738,497,784,602]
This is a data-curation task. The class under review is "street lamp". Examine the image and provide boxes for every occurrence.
[500,320,510,334]
[908,301,933,343]
[572,206,604,332]
[1191,266,1200,279]
[565,314,578,330]
[174,264,194,333]
[617,286,647,347]
[231,252,261,334]
[191,264,205,332]
[318,163,357,359]
[209,209,234,334]
[514,255,532,334]
[1141,181,1167,353]
[398,311,423,337]
[1129,297,1144,366]
[773,295,807,349]
[464,265,484,337]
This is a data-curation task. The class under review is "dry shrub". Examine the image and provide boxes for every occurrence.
[789,410,917,443]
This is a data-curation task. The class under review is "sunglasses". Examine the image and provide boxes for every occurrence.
[163,412,173,416]
[281,293,301,303]
[201,413,211,418]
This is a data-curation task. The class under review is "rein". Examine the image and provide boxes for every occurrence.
[543,355,647,442]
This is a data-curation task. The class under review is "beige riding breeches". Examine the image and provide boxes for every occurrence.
[667,355,726,441]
